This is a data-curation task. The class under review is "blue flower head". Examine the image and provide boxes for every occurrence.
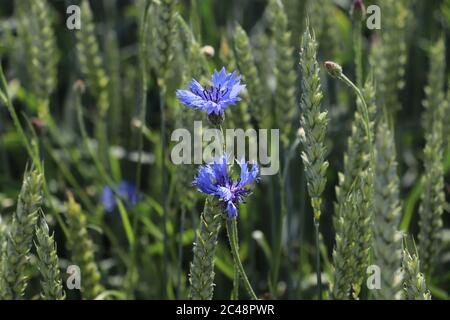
[176,67,245,125]
[101,180,140,213]
[193,153,259,218]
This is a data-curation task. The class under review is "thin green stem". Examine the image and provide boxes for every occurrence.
[125,0,152,299]
[42,138,95,213]
[231,264,239,300]
[135,0,151,193]
[0,63,34,159]
[159,88,169,299]
[75,89,135,248]
[176,205,186,299]
[353,20,363,87]
[338,73,374,163]
[75,92,114,187]
[226,218,257,300]
[271,137,299,297]
[314,218,322,300]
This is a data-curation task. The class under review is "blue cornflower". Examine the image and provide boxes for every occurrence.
[176,67,245,122]
[101,180,140,213]
[193,153,259,218]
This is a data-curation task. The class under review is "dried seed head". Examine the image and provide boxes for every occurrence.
[324,61,343,78]
[201,45,215,58]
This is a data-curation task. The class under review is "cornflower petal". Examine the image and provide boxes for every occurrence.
[226,201,238,218]
[177,68,245,117]
[192,154,259,219]
[238,159,260,187]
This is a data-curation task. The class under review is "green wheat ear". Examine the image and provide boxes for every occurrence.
[189,198,223,300]
[402,243,431,300]
[266,0,297,148]
[76,0,110,117]
[283,0,309,47]
[0,216,6,256]
[34,214,65,300]
[0,168,43,299]
[218,36,252,130]
[16,0,58,118]
[299,24,329,299]
[373,120,403,300]
[176,15,209,81]
[308,0,339,56]
[331,189,362,300]
[65,193,104,300]
[418,38,446,277]
[370,0,410,124]
[233,23,268,129]
[332,77,376,300]
[299,24,329,221]
[152,0,179,86]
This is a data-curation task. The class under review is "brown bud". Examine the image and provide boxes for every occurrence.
[324,61,343,78]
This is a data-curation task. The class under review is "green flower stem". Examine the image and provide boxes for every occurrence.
[353,19,363,87]
[176,206,186,299]
[160,88,169,299]
[126,0,152,298]
[226,218,257,300]
[272,136,300,296]
[336,73,374,163]
[135,0,151,194]
[232,264,239,300]
[75,89,113,188]
[314,219,322,300]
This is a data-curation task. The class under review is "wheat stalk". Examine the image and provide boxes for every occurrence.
[266,0,297,147]
[402,244,431,300]
[299,24,329,299]
[34,214,65,300]
[189,198,222,300]
[66,193,104,299]
[0,168,43,299]
[233,24,267,129]
[327,64,375,299]
[418,38,446,277]
[373,120,403,299]
[370,0,410,125]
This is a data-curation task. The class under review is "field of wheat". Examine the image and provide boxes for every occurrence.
[0,0,449,301]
